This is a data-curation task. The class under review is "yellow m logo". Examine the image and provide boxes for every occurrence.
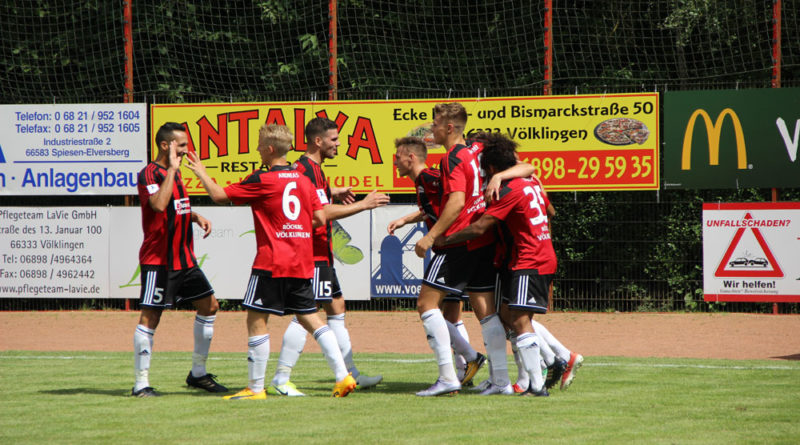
[681,108,748,170]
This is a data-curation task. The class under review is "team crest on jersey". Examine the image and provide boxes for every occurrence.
[174,197,191,215]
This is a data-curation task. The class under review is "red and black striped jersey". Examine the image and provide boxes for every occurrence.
[224,165,321,278]
[440,140,493,250]
[293,156,333,264]
[414,167,442,230]
[486,175,556,273]
[137,162,197,270]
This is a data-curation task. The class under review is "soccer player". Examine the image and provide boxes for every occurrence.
[269,117,389,396]
[387,136,486,386]
[132,122,227,398]
[185,123,357,399]
[412,103,535,396]
[437,132,558,396]
[485,154,584,393]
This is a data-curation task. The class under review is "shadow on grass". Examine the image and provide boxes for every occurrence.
[303,379,476,395]
[39,388,228,397]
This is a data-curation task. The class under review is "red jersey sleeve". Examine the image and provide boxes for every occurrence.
[224,171,269,205]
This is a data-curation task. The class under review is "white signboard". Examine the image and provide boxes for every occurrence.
[0,103,147,195]
[0,207,110,298]
[703,202,800,302]
[111,207,257,300]
[110,206,373,301]
[0,204,381,301]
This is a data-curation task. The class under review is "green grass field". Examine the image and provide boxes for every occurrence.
[1,351,798,444]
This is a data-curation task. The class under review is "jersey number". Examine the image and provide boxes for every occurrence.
[282,182,301,220]
[470,159,481,197]
[523,185,548,227]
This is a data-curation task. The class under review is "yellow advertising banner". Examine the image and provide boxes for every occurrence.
[151,93,659,194]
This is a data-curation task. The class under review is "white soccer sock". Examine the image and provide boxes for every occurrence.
[537,332,556,366]
[516,333,545,391]
[191,314,215,377]
[421,309,457,382]
[531,320,571,362]
[133,324,155,391]
[327,313,358,377]
[454,320,472,374]
[247,334,269,393]
[480,314,510,387]
[509,335,529,388]
[313,326,349,381]
[446,320,478,362]
[272,317,308,386]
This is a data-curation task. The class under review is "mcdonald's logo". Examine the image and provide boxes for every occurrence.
[681,108,747,170]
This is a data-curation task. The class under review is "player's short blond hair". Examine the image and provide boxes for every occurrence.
[259,124,293,156]
[394,136,427,161]
[433,102,467,128]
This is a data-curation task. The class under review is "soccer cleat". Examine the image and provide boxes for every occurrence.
[520,384,549,397]
[415,378,461,397]
[470,379,492,392]
[560,353,584,390]
[268,381,305,397]
[186,372,229,393]
[223,388,266,400]
[131,386,160,398]
[511,383,527,394]
[460,352,486,386]
[356,373,383,389]
[478,382,514,395]
[545,359,567,389]
[332,374,357,398]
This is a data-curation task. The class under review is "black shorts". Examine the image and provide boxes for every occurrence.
[139,265,214,309]
[497,269,552,314]
[313,261,343,302]
[423,244,496,295]
[242,269,317,315]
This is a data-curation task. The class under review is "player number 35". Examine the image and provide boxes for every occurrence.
[523,185,548,227]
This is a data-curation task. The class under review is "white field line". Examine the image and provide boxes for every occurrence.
[1,355,799,371]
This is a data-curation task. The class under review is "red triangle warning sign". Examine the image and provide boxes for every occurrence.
[715,212,784,278]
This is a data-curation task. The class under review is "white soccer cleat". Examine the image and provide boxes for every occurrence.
[356,373,383,389]
[478,383,514,395]
[415,378,460,397]
[269,381,306,397]
[470,379,492,392]
[561,353,584,390]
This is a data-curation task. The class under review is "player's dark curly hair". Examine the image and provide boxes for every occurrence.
[305,117,338,140]
[155,122,186,147]
[477,132,518,172]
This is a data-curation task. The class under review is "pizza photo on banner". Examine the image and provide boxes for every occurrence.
[151,93,659,195]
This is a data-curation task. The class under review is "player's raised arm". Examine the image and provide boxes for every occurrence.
[388,209,425,235]
[485,160,536,204]
[436,213,498,247]
[414,190,464,257]
[324,190,390,221]
[184,151,231,204]
[331,186,356,204]
[148,140,180,213]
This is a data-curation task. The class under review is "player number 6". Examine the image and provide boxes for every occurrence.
[282,181,301,221]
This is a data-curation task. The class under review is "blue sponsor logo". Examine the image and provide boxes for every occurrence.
[371,222,431,298]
